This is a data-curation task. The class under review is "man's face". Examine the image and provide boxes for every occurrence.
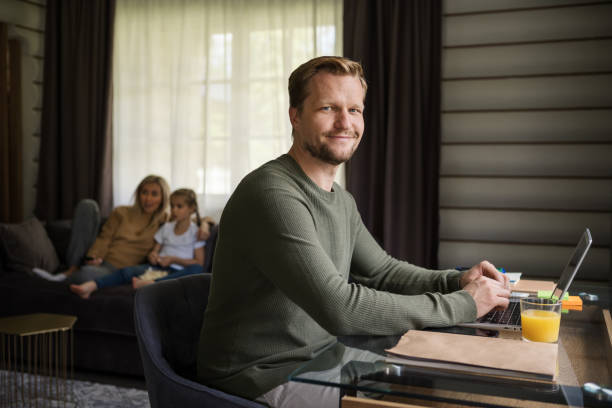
[290,72,365,166]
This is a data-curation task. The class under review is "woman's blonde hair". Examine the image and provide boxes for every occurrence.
[170,188,201,226]
[132,175,170,225]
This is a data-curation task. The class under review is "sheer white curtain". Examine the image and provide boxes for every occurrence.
[113,0,342,220]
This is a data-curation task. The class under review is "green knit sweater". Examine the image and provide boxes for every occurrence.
[196,154,477,399]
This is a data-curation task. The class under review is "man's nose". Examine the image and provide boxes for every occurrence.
[334,110,350,129]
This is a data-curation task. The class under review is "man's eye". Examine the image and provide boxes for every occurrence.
[321,106,331,111]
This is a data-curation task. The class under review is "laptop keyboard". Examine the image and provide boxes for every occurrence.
[479,300,521,326]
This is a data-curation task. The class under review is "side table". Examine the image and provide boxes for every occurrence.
[0,313,77,407]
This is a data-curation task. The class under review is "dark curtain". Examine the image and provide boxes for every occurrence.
[344,0,442,268]
[1,26,24,222]
[35,0,115,221]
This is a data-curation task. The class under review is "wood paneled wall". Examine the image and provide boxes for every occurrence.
[439,0,612,280]
[0,0,46,219]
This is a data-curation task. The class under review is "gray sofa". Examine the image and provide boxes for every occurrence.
[0,217,218,377]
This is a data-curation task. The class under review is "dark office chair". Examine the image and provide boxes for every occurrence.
[202,223,219,273]
[134,274,265,408]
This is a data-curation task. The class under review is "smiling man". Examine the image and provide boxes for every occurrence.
[196,56,510,407]
[289,68,364,172]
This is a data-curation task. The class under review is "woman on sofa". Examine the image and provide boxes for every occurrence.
[33,174,172,283]
[69,188,206,298]
[34,175,213,284]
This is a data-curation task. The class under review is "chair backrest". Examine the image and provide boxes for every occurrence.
[134,274,264,407]
[136,274,208,379]
[202,223,219,273]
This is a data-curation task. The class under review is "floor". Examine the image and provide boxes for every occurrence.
[73,369,147,390]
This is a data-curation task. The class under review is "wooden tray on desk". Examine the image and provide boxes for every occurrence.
[511,279,555,294]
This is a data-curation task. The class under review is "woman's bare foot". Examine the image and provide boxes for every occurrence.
[132,277,153,289]
[69,281,98,299]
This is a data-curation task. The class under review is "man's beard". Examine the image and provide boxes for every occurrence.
[303,132,359,165]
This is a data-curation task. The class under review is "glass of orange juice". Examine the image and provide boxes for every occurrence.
[520,297,562,343]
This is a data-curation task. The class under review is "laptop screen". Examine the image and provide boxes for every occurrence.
[552,228,592,300]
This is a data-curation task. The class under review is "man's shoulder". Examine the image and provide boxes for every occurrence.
[239,155,302,193]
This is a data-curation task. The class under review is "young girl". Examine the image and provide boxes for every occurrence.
[70,188,206,299]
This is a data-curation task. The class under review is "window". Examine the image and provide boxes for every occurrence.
[113,0,342,219]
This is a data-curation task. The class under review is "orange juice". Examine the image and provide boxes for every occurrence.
[521,309,561,343]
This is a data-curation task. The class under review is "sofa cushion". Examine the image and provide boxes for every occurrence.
[0,217,61,275]
[44,219,73,265]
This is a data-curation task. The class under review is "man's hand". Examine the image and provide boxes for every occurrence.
[463,276,511,318]
[460,260,509,289]
[460,261,511,318]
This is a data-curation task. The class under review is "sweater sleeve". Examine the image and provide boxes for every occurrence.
[349,218,463,295]
[245,186,477,335]
[86,208,122,259]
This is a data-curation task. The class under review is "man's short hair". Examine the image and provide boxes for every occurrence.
[288,56,367,112]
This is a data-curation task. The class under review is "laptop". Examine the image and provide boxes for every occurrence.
[458,228,593,332]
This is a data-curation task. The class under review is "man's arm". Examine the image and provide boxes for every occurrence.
[349,217,510,318]
[349,219,464,295]
[243,187,477,334]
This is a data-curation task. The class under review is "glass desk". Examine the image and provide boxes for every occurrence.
[290,283,611,407]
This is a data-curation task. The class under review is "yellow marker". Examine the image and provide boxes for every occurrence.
[521,309,561,343]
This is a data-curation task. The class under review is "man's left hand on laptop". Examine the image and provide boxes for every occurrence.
[460,261,511,317]
[460,260,510,289]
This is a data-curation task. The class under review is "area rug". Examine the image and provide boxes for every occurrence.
[1,370,150,407]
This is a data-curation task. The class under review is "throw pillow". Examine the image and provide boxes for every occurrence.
[0,217,61,275]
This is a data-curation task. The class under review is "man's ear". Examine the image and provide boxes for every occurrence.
[289,106,300,129]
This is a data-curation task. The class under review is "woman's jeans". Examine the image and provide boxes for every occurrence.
[95,264,204,289]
